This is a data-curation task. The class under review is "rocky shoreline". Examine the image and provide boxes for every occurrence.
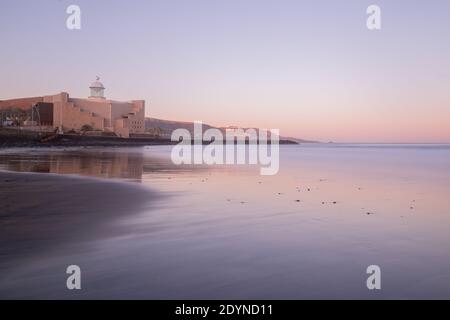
[0,131,299,148]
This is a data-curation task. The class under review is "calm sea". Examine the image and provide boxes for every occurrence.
[1,144,450,298]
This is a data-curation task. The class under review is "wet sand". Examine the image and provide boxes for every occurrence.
[0,170,155,273]
[2,145,450,299]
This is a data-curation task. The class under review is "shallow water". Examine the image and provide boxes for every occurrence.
[1,144,450,299]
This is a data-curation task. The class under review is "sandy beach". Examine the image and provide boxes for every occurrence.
[0,170,155,274]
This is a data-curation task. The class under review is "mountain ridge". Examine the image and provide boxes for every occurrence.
[145,117,318,143]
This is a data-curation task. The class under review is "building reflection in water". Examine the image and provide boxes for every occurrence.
[0,147,220,184]
[0,149,146,181]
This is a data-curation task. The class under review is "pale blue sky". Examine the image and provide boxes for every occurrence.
[1,0,450,142]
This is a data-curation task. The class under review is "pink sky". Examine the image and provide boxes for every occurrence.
[1,0,450,143]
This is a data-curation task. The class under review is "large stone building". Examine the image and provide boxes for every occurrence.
[0,78,145,138]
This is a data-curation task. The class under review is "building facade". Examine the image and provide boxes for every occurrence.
[0,79,145,138]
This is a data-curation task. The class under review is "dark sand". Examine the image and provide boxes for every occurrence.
[0,171,155,272]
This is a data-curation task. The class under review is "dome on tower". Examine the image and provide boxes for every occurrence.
[89,77,106,99]
[89,77,105,89]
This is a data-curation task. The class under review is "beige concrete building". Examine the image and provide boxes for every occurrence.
[0,78,145,138]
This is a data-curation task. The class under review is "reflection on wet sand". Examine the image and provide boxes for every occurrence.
[0,149,145,180]
[1,145,450,299]
[0,147,217,182]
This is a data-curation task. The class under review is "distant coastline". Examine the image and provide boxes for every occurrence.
[145,117,319,143]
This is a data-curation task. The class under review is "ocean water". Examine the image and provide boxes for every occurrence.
[1,144,450,299]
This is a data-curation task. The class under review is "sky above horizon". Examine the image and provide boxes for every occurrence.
[1,0,450,143]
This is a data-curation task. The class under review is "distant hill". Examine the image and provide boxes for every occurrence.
[279,136,319,144]
[145,117,318,143]
[144,118,217,136]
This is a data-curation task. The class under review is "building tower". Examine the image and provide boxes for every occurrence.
[89,76,106,99]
